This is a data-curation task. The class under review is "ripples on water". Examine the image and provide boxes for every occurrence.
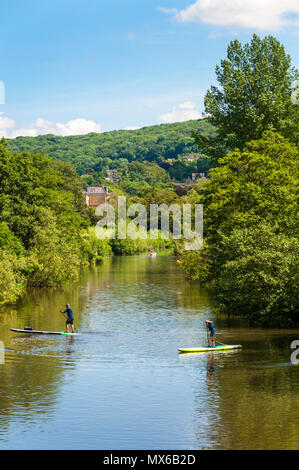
[0,255,298,450]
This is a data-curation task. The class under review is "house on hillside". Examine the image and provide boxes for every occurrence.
[191,172,205,181]
[106,169,120,184]
[185,153,201,162]
[83,186,110,208]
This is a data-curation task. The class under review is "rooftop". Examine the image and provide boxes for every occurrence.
[84,186,109,194]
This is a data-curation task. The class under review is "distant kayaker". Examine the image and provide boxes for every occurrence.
[61,304,75,333]
[205,320,216,347]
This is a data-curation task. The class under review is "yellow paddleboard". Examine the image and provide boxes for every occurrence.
[178,345,242,353]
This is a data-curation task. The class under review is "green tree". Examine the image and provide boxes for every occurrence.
[215,224,299,327]
[80,227,112,264]
[0,251,27,305]
[204,132,297,251]
[0,142,98,303]
[178,132,298,325]
[194,35,299,161]
[27,209,82,287]
[0,222,24,255]
[125,161,170,186]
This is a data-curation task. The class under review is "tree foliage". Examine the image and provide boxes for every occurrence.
[215,224,298,326]
[194,35,299,161]
[6,120,215,175]
[0,143,95,302]
[178,132,298,326]
[0,250,27,305]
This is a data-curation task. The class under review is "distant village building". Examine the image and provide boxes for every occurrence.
[83,186,110,208]
[185,153,201,162]
[106,169,120,184]
[191,172,206,181]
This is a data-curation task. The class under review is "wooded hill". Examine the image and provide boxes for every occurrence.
[6,119,216,175]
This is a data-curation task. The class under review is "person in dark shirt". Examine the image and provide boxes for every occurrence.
[61,304,75,333]
[205,320,216,347]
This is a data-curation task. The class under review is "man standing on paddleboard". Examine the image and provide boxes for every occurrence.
[61,304,75,333]
[205,320,216,347]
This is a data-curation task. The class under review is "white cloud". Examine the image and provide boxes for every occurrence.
[157,7,177,14]
[163,0,299,30]
[123,126,141,131]
[54,118,102,136]
[180,101,197,109]
[10,128,38,138]
[0,113,15,135]
[0,115,102,138]
[158,101,202,123]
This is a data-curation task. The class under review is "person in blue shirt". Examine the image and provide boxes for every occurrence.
[205,320,216,347]
[61,304,75,333]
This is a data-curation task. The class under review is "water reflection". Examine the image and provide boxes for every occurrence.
[206,353,216,382]
[0,255,298,450]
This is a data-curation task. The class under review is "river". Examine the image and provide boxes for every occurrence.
[0,255,298,450]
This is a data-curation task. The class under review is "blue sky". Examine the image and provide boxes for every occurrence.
[0,0,298,137]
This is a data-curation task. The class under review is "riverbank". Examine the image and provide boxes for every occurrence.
[0,141,175,307]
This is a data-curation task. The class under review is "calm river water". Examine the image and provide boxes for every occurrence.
[0,255,298,450]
